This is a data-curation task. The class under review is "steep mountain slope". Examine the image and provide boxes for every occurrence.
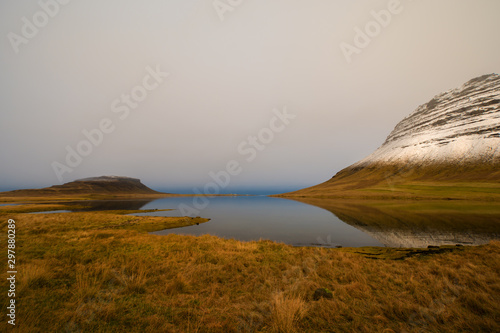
[0,176,164,197]
[283,74,500,199]
[356,73,499,167]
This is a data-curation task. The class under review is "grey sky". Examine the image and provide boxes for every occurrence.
[1,0,499,194]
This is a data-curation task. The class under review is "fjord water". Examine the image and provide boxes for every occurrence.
[137,196,384,247]
[58,197,500,248]
[130,196,499,248]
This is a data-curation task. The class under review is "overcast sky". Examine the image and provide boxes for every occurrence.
[1,0,499,194]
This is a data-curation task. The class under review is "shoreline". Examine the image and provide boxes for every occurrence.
[1,201,498,332]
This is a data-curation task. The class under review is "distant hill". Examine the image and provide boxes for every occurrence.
[0,176,164,197]
[281,74,500,200]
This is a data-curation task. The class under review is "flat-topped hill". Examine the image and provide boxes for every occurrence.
[0,176,163,198]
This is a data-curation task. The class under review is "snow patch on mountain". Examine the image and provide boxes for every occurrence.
[76,176,140,182]
[354,74,500,167]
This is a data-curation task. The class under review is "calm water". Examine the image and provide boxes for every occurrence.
[30,210,72,214]
[138,196,383,247]
[32,197,500,248]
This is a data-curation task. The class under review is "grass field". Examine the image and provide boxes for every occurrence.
[280,163,500,201]
[1,201,499,332]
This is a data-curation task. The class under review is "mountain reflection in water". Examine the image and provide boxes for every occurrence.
[292,198,500,248]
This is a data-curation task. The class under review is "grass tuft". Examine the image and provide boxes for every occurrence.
[271,292,308,333]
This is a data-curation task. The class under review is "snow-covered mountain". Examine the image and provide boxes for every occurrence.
[354,73,500,167]
[283,74,500,198]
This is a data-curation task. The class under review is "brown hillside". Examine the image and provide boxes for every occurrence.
[280,162,500,200]
[0,176,164,198]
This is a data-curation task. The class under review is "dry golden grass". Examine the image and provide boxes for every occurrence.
[17,260,53,294]
[0,203,499,332]
[270,292,307,333]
